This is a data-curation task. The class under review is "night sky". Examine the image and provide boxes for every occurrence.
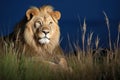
[0,0,120,51]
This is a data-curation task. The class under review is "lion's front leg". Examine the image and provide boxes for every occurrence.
[43,58,72,72]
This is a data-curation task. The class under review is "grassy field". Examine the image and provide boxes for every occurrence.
[0,42,120,80]
[0,14,120,80]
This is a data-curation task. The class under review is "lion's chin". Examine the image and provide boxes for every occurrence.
[38,38,50,44]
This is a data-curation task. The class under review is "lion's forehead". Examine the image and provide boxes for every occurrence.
[38,12,52,21]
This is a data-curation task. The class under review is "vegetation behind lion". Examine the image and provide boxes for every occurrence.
[0,5,120,80]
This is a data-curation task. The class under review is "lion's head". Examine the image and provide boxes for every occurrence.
[0,5,71,71]
[13,5,61,55]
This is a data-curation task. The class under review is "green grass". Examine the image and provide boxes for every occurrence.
[0,45,120,80]
[0,15,120,80]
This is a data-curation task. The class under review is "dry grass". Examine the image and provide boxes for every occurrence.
[103,11,112,51]
[1,44,120,80]
[117,23,120,49]
[95,35,100,50]
[82,19,87,54]
[0,15,120,80]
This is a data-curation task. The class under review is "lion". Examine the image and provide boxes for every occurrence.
[0,5,71,71]
[13,5,61,55]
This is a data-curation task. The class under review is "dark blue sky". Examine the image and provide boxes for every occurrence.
[0,0,120,50]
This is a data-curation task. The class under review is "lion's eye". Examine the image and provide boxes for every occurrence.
[34,21,42,28]
[49,21,53,25]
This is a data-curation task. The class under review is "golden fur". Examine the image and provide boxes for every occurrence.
[10,5,62,56]
[0,5,71,71]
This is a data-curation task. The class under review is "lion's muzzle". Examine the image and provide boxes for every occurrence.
[36,27,51,44]
[42,29,49,35]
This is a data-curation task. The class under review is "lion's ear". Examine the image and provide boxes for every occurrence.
[50,11,61,20]
[26,7,39,20]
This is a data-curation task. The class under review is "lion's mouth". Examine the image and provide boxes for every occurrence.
[38,37,50,44]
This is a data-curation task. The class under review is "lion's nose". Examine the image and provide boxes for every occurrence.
[42,30,49,35]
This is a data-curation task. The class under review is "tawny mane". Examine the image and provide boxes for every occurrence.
[11,5,61,56]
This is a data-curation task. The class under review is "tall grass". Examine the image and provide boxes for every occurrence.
[0,15,120,80]
[117,23,120,49]
[95,36,100,50]
[82,19,86,54]
[103,11,112,51]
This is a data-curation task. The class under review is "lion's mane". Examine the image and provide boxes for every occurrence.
[10,5,62,56]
